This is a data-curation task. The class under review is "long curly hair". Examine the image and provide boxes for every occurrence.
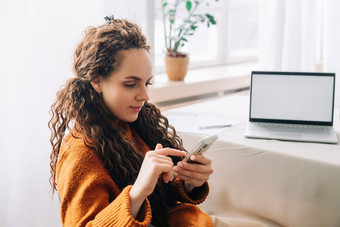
[48,18,186,226]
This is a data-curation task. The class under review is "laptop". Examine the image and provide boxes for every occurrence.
[244,71,338,144]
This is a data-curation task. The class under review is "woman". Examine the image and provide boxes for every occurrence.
[49,17,214,227]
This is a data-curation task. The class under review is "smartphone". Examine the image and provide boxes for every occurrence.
[182,134,218,163]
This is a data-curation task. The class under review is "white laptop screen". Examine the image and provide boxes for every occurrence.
[250,72,335,124]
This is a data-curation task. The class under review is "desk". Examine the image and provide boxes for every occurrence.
[164,95,340,227]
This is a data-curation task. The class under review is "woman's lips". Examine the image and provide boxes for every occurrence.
[130,106,142,112]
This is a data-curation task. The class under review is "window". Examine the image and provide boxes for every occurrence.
[227,0,259,63]
[151,0,260,73]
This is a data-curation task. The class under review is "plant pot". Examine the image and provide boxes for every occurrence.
[165,52,189,81]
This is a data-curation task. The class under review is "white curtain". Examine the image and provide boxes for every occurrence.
[0,1,149,226]
[323,0,340,108]
[259,0,340,107]
[259,0,319,71]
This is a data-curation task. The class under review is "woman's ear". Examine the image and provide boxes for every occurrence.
[90,77,103,94]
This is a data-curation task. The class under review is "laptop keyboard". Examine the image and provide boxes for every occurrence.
[248,122,333,136]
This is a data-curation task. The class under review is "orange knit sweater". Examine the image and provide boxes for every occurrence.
[56,122,213,227]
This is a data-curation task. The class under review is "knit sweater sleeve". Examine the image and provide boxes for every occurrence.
[169,177,209,205]
[56,144,152,227]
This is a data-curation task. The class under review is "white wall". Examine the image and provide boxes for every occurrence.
[0,0,148,226]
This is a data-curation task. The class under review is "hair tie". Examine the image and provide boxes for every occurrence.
[104,15,115,23]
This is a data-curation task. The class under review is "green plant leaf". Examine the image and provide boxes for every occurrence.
[205,13,213,20]
[205,14,216,25]
[186,1,192,12]
[190,25,198,30]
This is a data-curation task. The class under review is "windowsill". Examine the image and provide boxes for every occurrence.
[149,62,258,109]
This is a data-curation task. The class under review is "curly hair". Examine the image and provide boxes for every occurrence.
[48,18,186,226]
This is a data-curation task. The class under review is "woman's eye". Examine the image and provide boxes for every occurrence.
[146,82,153,87]
[125,83,136,87]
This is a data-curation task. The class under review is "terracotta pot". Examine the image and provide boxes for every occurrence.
[165,52,189,81]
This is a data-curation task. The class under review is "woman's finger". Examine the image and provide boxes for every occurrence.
[153,155,175,166]
[176,161,213,175]
[155,143,163,150]
[189,154,212,165]
[154,148,186,157]
[158,163,175,183]
[174,166,208,181]
[147,151,178,165]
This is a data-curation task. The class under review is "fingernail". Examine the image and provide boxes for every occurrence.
[173,172,178,176]
[191,155,196,160]
[178,162,183,167]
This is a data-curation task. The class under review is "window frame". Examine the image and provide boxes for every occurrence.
[149,0,259,74]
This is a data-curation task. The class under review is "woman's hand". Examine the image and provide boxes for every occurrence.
[173,154,213,192]
[129,144,185,218]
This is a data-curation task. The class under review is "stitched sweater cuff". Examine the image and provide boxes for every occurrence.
[93,185,152,226]
[169,178,209,204]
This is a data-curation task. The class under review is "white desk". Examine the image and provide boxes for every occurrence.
[164,95,340,227]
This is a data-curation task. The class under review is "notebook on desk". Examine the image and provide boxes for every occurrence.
[244,71,338,144]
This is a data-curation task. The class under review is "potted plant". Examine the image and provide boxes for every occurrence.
[161,0,219,81]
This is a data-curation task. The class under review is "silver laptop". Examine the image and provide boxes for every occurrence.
[244,71,338,144]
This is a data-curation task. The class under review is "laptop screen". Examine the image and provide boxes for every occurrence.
[250,71,335,125]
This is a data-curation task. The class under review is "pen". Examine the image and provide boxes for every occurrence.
[199,124,232,130]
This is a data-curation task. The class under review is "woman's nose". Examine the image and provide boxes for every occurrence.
[137,86,150,101]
